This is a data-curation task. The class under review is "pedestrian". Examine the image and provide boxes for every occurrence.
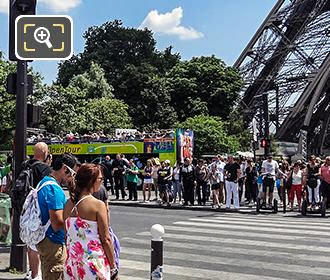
[245,159,258,204]
[224,155,241,210]
[195,159,209,205]
[181,158,195,206]
[143,160,153,202]
[23,142,51,280]
[104,155,114,195]
[126,159,140,201]
[151,158,161,201]
[320,156,330,205]
[172,161,183,204]
[63,164,118,280]
[305,155,320,207]
[112,154,127,200]
[215,155,226,206]
[261,154,279,206]
[36,153,77,280]
[157,161,172,206]
[238,157,247,203]
[209,164,221,208]
[288,162,304,211]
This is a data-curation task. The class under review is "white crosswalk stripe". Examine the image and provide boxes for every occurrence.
[118,212,330,280]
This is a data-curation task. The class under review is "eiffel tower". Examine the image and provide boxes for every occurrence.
[234,0,330,156]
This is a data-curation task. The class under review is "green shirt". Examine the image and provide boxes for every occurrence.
[126,166,139,183]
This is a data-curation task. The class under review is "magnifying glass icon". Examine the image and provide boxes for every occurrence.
[34,27,53,49]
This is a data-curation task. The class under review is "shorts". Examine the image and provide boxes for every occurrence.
[36,237,66,280]
[263,177,275,193]
[144,178,153,184]
[159,184,170,194]
[211,183,220,190]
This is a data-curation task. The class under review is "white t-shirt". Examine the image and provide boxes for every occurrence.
[216,161,226,182]
[262,160,279,176]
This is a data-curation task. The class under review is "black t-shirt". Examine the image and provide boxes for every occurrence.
[112,159,125,176]
[245,166,257,183]
[224,162,240,182]
[29,159,51,187]
[158,168,171,185]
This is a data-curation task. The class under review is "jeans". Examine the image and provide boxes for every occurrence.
[172,180,182,201]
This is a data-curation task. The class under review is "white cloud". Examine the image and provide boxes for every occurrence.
[139,7,204,40]
[39,0,81,12]
[0,0,81,13]
[0,1,9,14]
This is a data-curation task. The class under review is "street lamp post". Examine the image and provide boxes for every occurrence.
[10,60,28,272]
[8,0,37,272]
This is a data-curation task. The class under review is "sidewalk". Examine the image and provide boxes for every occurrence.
[108,191,258,213]
[0,245,25,280]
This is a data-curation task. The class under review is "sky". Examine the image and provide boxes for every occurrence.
[0,0,277,84]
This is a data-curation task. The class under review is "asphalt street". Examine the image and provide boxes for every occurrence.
[111,205,330,280]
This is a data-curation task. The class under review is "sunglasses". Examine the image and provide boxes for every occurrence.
[64,164,76,177]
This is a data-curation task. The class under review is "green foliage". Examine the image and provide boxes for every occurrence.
[167,56,242,121]
[42,62,132,134]
[177,115,240,157]
[225,109,252,151]
[69,62,114,99]
[0,54,18,150]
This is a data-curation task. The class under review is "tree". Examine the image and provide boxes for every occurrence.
[167,56,242,122]
[177,115,240,157]
[56,20,180,129]
[57,20,180,88]
[41,63,132,134]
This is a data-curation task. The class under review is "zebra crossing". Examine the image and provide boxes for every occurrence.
[118,212,330,280]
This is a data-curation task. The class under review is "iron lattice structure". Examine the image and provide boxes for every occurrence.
[234,0,330,155]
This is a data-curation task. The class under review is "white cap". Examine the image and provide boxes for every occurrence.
[151,224,165,241]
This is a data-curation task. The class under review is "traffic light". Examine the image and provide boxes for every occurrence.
[9,0,37,61]
[260,138,270,148]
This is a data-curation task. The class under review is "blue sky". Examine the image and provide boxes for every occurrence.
[0,0,276,84]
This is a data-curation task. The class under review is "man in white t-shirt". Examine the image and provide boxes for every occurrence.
[261,154,279,204]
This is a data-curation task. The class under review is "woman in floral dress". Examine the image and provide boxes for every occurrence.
[63,164,118,280]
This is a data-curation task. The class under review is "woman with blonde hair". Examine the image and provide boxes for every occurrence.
[63,164,118,280]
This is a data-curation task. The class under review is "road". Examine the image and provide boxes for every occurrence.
[111,205,330,280]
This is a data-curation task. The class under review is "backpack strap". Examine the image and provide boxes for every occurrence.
[36,180,60,192]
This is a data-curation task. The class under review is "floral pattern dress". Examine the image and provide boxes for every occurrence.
[64,216,111,280]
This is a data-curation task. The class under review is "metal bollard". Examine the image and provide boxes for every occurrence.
[150,224,165,280]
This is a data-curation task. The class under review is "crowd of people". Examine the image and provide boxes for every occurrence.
[102,153,330,211]
[1,140,330,280]
[26,129,175,144]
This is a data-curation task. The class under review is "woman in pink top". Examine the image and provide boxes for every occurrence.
[320,156,330,204]
[63,164,118,280]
